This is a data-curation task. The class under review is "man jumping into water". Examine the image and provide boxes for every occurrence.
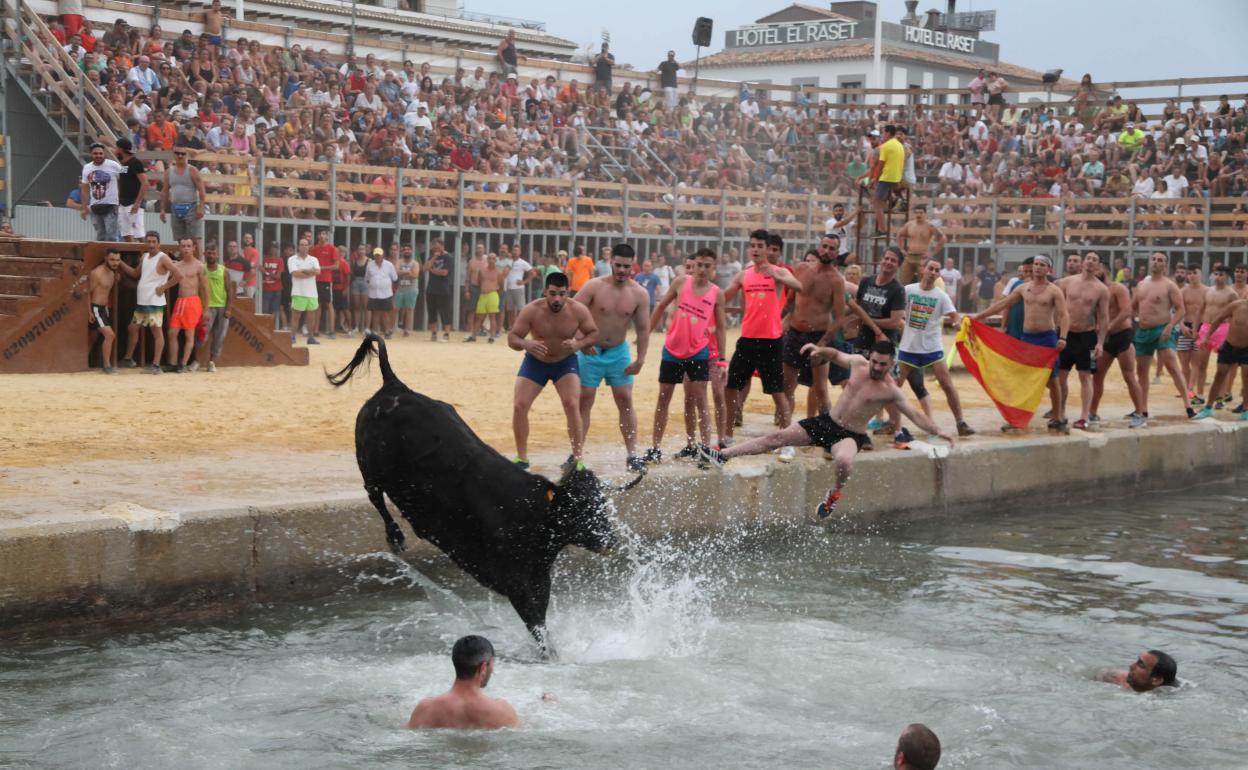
[700,340,955,520]
[407,635,519,729]
[509,272,598,471]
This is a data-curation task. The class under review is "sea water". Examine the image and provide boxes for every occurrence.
[2,482,1246,769]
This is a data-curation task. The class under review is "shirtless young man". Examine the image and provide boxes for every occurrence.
[473,253,504,342]
[84,248,139,373]
[975,255,1070,431]
[508,272,598,471]
[1194,296,1248,421]
[1192,264,1239,406]
[701,339,955,520]
[1132,252,1197,420]
[166,237,208,373]
[462,244,485,340]
[1057,252,1109,429]
[782,233,848,418]
[895,205,947,285]
[120,232,182,374]
[645,248,727,462]
[202,0,225,57]
[1098,650,1178,693]
[574,243,651,471]
[1177,262,1206,395]
[1090,264,1146,427]
[407,635,519,730]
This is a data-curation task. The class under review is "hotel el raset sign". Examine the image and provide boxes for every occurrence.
[725,19,992,58]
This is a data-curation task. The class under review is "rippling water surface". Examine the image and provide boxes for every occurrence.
[2,482,1247,769]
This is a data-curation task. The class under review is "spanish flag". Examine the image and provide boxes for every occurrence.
[955,317,1058,429]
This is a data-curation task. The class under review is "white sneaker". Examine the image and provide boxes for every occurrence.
[207,361,216,372]
[188,360,200,372]
[777,446,796,463]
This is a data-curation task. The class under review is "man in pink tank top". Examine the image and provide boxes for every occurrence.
[642,248,727,463]
[723,230,803,455]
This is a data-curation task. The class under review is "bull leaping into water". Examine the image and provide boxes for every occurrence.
[327,333,642,656]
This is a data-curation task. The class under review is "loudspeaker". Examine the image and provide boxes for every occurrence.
[692,17,713,47]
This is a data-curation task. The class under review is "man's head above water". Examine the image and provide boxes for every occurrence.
[451,634,495,684]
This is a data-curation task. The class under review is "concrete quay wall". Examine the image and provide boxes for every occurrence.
[3,422,1245,631]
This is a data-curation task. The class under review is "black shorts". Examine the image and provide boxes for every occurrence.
[798,414,868,452]
[1217,341,1248,366]
[783,328,825,384]
[988,93,1006,106]
[316,281,333,305]
[426,293,452,327]
[1103,328,1132,358]
[1059,330,1099,372]
[659,355,709,385]
[88,304,111,330]
[367,297,393,312]
[727,336,784,393]
[332,288,349,312]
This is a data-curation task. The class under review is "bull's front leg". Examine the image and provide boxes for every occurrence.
[506,567,556,660]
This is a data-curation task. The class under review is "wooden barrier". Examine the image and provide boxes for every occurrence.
[0,238,307,374]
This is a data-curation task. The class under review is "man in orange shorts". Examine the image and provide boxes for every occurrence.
[167,237,208,372]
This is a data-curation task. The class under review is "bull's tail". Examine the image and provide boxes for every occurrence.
[325,331,399,387]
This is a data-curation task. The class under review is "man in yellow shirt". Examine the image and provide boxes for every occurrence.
[871,124,905,236]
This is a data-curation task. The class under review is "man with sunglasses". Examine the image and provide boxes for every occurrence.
[160,147,206,252]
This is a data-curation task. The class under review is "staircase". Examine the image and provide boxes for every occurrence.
[0,0,130,205]
[0,237,307,373]
[582,127,677,185]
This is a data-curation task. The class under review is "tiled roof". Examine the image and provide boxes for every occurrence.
[757,4,858,22]
[694,42,1079,88]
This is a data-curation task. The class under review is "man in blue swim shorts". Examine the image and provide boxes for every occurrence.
[508,272,599,472]
[975,254,1071,430]
[573,244,652,471]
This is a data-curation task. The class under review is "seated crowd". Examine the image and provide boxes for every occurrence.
[43,7,1248,241]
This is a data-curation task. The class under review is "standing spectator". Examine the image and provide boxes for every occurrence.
[365,247,398,338]
[975,261,1001,312]
[395,248,421,336]
[198,243,233,372]
[657,51,681,111]
[967,68,987,116]
[503,249,536,330]
[497,29,520,76]
[424,237,453,342]
[113,137,147,243]
[239,232,259,298]
[79,142,123,241]
[594,245,612,277]
[566,246,594,297]
[592,42,614,95]
[261,241,284,327]
[986,70,1009,122]
[636,259,661,308]
[58,0,85,38]
[287,237,321,345]
[309,229,339,339]
[203,0,225,54]
[939,258,964,310]
[160,148,206,252]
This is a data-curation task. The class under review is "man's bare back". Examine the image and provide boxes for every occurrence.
[407,690,519,730]
[514,299,596,363]
[788,261,845,333]
[575,275,647,346]
[1135,276,1181,328]
[1222,300,1248,348]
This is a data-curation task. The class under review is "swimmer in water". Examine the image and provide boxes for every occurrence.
[894,722,941,769]
[407,635,519,729]
[1098,649,1177,692]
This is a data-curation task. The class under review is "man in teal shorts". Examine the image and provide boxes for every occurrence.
[1132,251,1197,420]
[573,244,651,471]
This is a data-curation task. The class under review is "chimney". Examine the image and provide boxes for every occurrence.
[902,0,919,24]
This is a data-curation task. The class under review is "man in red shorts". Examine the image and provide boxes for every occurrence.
[167,237,208,372]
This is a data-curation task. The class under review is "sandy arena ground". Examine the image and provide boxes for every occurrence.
[0,329,1216,523]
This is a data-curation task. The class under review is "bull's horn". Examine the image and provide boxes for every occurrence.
[608,469,646,492]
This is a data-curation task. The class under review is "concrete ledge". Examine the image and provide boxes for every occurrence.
[3,423,1245,630]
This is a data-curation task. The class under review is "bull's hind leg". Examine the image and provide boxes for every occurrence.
[365,485,405,553]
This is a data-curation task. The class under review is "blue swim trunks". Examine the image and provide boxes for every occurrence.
[897,349,945,369]
[517,352,579,386]
[1133,324,1178,357]
[1020,329,1059,375]
[576,341,633,388]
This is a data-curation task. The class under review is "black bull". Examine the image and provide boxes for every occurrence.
[327,333,643,655]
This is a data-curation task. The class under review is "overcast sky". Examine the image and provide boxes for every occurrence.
[475,0,1248,88]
